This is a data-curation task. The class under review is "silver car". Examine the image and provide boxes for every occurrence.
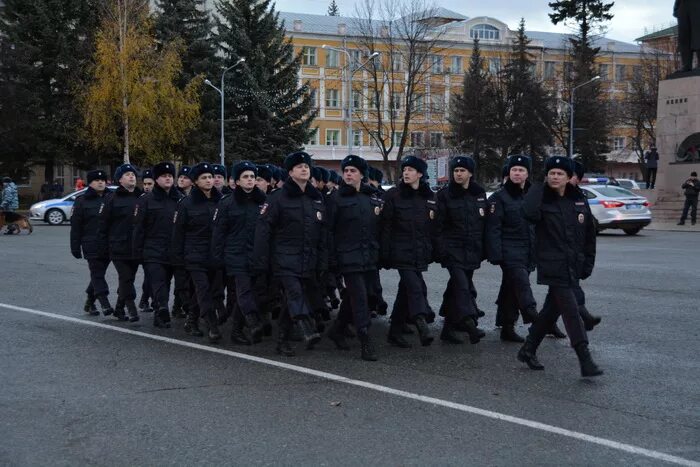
[579,184,651,235]
[29,186,116,226]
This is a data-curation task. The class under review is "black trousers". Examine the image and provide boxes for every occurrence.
[495,266,536,327]
[112,259,139,302]
[189,269,218,324]
[173,266,191,310]
[442,267,477,324]
[338,271,374,331]
[645,168,657,189]
[86,259,110,298]
[228,274,258,317]
[144,263,173,312]
[279,276,314,319]
[140,271,152,306]
[367,269,386,311]
[390,270,429,326]
[530,286,588,348]
[680,197,698,223]
[211,268,226,316]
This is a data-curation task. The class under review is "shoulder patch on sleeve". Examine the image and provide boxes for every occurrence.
[260,203,269,215]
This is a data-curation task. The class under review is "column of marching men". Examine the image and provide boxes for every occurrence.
[70,151,604,377]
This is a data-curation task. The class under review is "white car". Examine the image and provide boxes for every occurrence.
[579,184,651,235]
[29,186,116,226]
[615,179,643,190]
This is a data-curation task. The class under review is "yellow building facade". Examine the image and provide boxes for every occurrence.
[278,10,648,170]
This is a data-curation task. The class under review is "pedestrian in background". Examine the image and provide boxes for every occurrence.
[644,145,658,189]
[1,177,19,212]
[678,171,700,226]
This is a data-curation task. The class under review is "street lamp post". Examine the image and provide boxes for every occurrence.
[322,45,379,155]
[204,58,246,166]
[568,75,600,158]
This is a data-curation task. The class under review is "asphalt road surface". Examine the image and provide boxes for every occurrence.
[1,225,698,466]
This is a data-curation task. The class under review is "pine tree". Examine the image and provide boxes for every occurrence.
[448,38,498,180]
[154,0,220,163]
[0,0,100,181]
[213,0,316,164]
[327,0,340,16]
[550,0,614,171]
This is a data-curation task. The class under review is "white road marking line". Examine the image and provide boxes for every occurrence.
[1,302,698,467]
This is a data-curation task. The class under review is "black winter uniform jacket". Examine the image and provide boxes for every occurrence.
[485,180,536,270]
[326,182,383,274]
[522,183,596,287]
[132,184,182,264]
[380,181,437,271]
[435,181,487,271]
[70,187,109,260]
[98,186,143,260]
[253,180,327,278]
[171,187,222,271]
[211,186,267,276]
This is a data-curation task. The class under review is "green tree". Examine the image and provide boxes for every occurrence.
[0,0,100,181]
[82,0,202,165]
[549,0,615,171]
[328,0,340,16]
[213,0,316,164]
[154,0,219,163]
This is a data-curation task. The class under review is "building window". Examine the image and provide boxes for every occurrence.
[393,131,403,146]
[489,58,501,74]
[391,53,403,72]
[302,47,317,66]
[325,88,339,108]
[350,49,362,65]
[563,61,573,79]
[598,63,609,80]
[368,92,380,109]
[411,131,425,147]
[615,64,626,81]
[306,128,319,145]
[612,136,625,151]
[325,48,339,68]
[391,92,402,110]
[412,93,425,112]
[352,90,362,109]
[352,130,362,147]
[369,130,383,148]
[430,132,443,148]
[632,65,642,80]
[309,88,318,107]
[431,55,443,74]
[544,61,556,79]
[430,93,445,112]
[326,129,340,146]
[450,56,463,74]
[470,24,500,40]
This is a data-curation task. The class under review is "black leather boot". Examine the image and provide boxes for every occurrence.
[517,337,545,370]
[521,306,539,324]
[414,315,433,347]
[358,329,378,361]
[297,316,321,349]
[547,322,567,339]
[97,295,114,317]
[500,324,524,343]
[153,308,171,328]
[574,343,603,377]
[113,298,128,321]
[138,298,152,313]
[579,305,601,331]
[401,323,414,334]
[83,295,99,316]
[387,323,412,348]
[184,314,203,337]
[440,322,464,344]
[327,320,351,350]
[126,300,139,323]
[243,312,264,343]
[171,295,186,319]
[276,326,295,357]
[461,317,483,344]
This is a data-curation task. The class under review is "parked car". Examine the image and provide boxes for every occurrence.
[615,178,642,190]
[579,184,652,235]
[29,186,117,226]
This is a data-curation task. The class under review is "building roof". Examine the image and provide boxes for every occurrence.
[635,25,678,42]
[278,11,642,54]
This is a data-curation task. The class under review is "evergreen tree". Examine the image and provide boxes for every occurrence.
[214,0,316,164]
[550,0,614,171]
[154,0,219,163]
[0,0,100,181]
[327,0,340,16]
[448,38,498,181]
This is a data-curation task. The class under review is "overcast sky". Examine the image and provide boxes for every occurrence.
[270,0,675,43]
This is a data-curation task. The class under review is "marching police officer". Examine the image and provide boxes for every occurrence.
[70,169,113,316]
[133,162,182,328]
[138,168,155,314]
[255,164,273,194]
[486,155,539,342]
[176,166,193,196]
[212,164,227,193]
[381,156,437,347]
[172,162,223,341]
[518,156,602,377]
[98,164,143,322]
[325,155,381,361]
[211,161,267,344]
[253,151,327,356]
[172,165,193,319]
[435,156,486,344]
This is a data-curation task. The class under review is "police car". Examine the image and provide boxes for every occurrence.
[29,186,117,226]
[579,184,652,235]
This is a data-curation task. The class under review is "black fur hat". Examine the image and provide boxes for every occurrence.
[86,170,108,184]
[153,162,176,179]
[544,156,573,177]
[400,155,427,175]
[177,166,191,179]
[284,151,312,171]
[211,164,227,178]
[114,163,137,181]
[572,160,585,180]
[341,155,368,176]
[507,154,532,173]
[232,161,257,180]
[256,164,273,183]
[189,162,215,181]
[450,155,475,173]
[142,169,154,181]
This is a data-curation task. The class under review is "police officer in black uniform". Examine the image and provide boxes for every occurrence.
[486,155,539,342]
[518,156,603,377]
[212,161,267,344]
[98,164,143,322]
[325,155,381,361]
[133,162,182,328]
[253,151,327,356]
[177,166,193,196]
[435,156,486,344]
[70,169,113,316]
[381,155,437,347]
[255,164,273,194]
[172,165,193,319]
[172,162,223,341]
[138,168,155,314]
[366,166,388,317]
